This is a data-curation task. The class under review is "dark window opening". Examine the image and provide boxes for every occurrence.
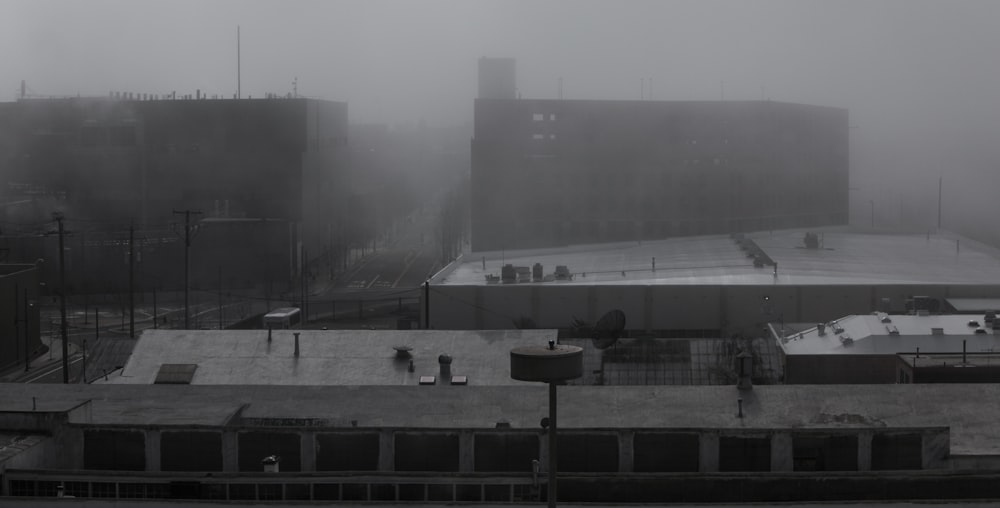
[394,432,460,472]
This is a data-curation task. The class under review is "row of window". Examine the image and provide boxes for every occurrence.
[82,429,924,474]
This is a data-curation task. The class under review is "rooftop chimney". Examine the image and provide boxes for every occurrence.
[438,354,452,382]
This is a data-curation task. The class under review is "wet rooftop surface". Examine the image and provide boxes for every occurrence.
[780,314,1000,356]
[441,228,1000,286]
[105,329,556,386]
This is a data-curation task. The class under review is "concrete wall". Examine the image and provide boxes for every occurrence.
[428,283,1000,335]
[786,355,901,384]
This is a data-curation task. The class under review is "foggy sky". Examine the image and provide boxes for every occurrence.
[5,0,1000,236]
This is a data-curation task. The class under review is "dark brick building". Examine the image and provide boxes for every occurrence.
[471,99,848,251]
[0,97,349,290]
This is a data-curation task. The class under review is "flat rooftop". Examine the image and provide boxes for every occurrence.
[4,383,1000,456]
[105,329,556,386]
[779,314,1000,356]
[440,228,1000,286]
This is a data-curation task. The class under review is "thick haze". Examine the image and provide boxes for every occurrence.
[5,0,1000,239]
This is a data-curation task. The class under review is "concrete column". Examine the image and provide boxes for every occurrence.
[222,430,239,472]
[300,430,316,472]
[379,429,395,471]
[531,287,541,327]
[587,286,598,322]
[144,429,161,472]
[619,430,634,473]
[770,432,792,472]
[922,429,950,469]
[699,432,719,472]
[459,430,475,472]
[643,287,653,330]
[474,289,485,329]
[857,430,873,471]
[540,430,550,472]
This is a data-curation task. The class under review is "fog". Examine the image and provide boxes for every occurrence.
[5,0,1000,242]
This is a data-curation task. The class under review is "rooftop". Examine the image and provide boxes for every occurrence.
[104,329,556,386]
[4,383,1000,456]
[439,228,1000,286]
[778,314,1000,356]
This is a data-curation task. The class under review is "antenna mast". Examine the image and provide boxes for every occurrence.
[237,26,241,99]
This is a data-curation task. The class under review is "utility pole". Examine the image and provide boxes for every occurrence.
[218,265,223,330]
[23,287,30,372]
[937,176,943,229]
[129,222,135,338]
[53,212,69,384]
[424,280,430,329]
[301,247,308,322]
[173,210,201,329]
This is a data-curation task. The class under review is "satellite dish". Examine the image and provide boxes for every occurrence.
[592,309,626,350]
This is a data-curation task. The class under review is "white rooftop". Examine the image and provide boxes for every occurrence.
[106,329,557,386]
[441,228,1000,286]
[779,314,1000,356]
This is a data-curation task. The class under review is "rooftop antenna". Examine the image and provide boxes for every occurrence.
[237,25,241,99]
[293,77,298,98]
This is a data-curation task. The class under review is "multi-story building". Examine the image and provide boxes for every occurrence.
[471,98,849,251]
[0,96,349,290]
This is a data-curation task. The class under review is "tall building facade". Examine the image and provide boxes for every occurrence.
[471,98,849,251]
[0,97,349,290]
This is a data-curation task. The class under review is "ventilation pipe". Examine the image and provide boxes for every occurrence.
[438,354,452,381]
[294,332,300,357]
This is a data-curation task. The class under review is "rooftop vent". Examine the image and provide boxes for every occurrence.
[831,322,845,334]
[886,325,899,335]
[439,354,452,380]
[839,335,853,346]
[393,345,412,359]
[419,376,436,385]
[931,327,944,336]
[968,320,981,328]
[975,328,988,335]
[817,323,826,336]
[451,375,468,385]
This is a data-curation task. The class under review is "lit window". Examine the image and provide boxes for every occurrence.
[549,134,557,140]
[532,113,544,121]
[549,114,557,121]
[533,134,545,140]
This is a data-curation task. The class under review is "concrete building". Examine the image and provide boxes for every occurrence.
[425,229,1000,336]
[471,97,848,251]
[0,96,350,290]
[4,382,1000,503]
[776,313,1000,384]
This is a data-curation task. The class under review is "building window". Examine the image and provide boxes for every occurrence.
[532,134,545,140]
[532,113,545,121]
[549,113,557,121]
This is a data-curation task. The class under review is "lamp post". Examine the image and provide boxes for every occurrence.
[511,341,583,508]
